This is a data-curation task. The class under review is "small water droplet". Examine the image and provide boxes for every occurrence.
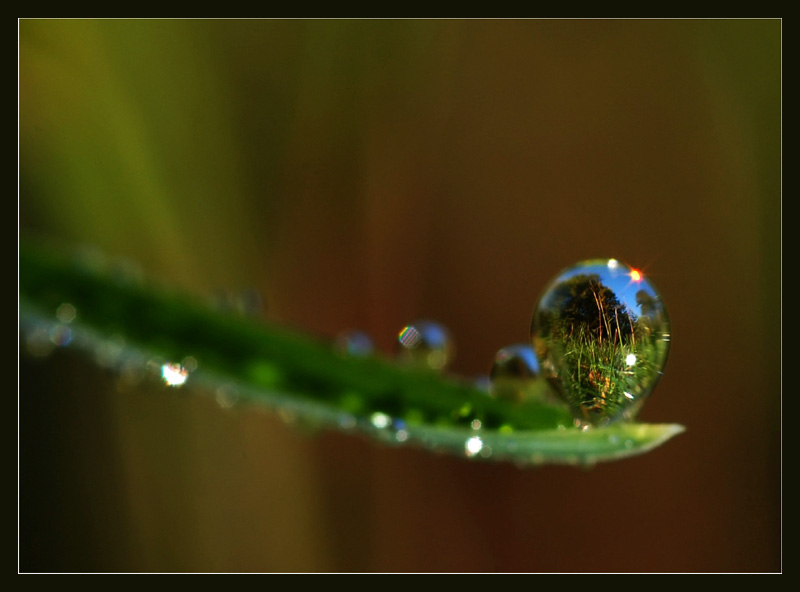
[181,356,198,373]
[530,259,670,426]
[489,343,541,402]
[370,412,391,429]
[24,325,55,358]
[396,320,454,371]
[55,303,77,324]
[161,362,189,387]
[465,436,483,458]
[334,330,374,357]
[48,324,72,347]
[624,439,634,449]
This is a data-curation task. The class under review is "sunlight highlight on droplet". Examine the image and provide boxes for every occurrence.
[370,412,391,429]
[161,362,189,386]
[626,353,637,366]
[465,436,483,457]
[630,269,642,282]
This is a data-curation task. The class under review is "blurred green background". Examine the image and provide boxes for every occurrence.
[19,19,781,572]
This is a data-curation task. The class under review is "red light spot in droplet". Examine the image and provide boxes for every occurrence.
[630,269,642,282]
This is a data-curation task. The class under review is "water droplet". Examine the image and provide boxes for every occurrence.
[161,362,189,387]
[55,303,77,323]
[370,412,391,429]
[181,356,198,373]
[489,343,541,402]
[465,436,484,457]
[531,259,670,426]
[48,324,72,347]
[334,330,374,357]
[24,325,55,358]
[396,320,454,371]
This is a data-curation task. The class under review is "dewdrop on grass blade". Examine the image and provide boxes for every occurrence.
[530,259,670,427]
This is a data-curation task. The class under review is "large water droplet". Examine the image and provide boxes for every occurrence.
[396,320,454,371]
[489,343,541,402]
[530,259,670,426]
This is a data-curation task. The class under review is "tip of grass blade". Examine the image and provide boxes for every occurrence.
[393,422,685,466]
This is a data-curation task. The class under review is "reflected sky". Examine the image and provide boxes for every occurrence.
[548,259,662,319]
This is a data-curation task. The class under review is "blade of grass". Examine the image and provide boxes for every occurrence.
[19,241,684,465]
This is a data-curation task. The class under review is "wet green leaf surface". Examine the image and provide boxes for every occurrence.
[19,242,684,466]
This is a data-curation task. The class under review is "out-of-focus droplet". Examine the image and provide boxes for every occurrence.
[489,343,541,402]
[24,325,55,358]
[530,259,670,427]
[465,436,484,458]
[55,303,77,323]
[49,325,72,347]
[334,330,374,357]
[396,320,454,371]
[370,411,391,429]
[161,362,189,387]
[181,356,198,373]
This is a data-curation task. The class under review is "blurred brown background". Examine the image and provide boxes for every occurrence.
[19,19,781,572]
